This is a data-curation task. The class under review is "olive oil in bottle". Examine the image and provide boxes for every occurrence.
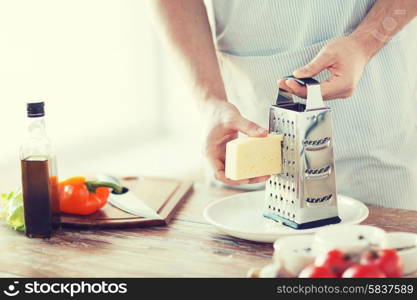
[21,157,52,238]
[20,102,60,238]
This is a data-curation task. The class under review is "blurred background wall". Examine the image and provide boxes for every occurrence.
[0,0,203,190]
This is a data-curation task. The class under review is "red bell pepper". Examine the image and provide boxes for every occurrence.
[58,176,122,215]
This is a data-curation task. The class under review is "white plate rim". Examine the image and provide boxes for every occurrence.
[204,191,369,237]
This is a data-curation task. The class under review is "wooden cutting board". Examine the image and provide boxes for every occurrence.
[61,176,193,229]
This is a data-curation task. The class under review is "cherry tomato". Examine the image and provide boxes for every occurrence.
[299,265,338,278]
[361,249,403,278]
[342,264,386,278]
[315,249,353,276]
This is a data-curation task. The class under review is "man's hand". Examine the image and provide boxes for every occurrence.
[202,100,270,185]
[278,0,417,100]
[277,36,372,100]
[149,0,270,186]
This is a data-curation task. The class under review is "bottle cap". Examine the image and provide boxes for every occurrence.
[27,102,45,118]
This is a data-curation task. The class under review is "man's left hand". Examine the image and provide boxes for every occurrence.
[277,36,372,100]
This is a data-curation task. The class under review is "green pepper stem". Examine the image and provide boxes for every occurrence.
[85,180,123,194]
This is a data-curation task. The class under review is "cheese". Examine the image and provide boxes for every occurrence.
[225,134,283,180]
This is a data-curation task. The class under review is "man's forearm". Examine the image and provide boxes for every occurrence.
[351,0,417,58]
[147,0,227,106]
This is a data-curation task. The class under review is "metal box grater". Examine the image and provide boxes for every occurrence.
[264,76,341,229]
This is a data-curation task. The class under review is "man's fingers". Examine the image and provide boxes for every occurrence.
[216,171,270,185]
[280,75,353,100]
[214,170,252,186]
[235,116,268,137]
[277,78,308,99]
[277,79,293,93]
[248,175,270,184]
[286,79,307,98]
[293,50,333,78]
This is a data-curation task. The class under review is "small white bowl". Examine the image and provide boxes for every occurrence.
[313,225,387,254]
[273,235,316,277]
[382,232,417,275]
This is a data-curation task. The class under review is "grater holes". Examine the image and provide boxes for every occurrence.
[306,194,333,203]
[307,166,331,175]
[303,137,331,150]
[305,165,331,175]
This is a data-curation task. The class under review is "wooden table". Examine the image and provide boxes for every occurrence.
[1,183,417,277]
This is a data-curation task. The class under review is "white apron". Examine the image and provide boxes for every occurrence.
[206,0,417,209]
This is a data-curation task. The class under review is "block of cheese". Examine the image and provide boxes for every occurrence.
[225,134,283,180]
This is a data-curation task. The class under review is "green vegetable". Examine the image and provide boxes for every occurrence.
[1,189,25,232]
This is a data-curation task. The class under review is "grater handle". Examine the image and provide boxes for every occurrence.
[283,75,318,86]
[278,76,325,111]
[276,75,317,106]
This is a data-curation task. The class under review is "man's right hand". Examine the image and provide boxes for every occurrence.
[149,1,268,186]
[202,100,270,186]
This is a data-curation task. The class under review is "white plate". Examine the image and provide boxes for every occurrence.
[204,191,369,243]
[383,232,417,275]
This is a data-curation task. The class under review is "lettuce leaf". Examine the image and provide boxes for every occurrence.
[0,188,25,232]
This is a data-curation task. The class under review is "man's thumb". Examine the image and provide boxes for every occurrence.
[293,51,332,78]
[235,116,268,137]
